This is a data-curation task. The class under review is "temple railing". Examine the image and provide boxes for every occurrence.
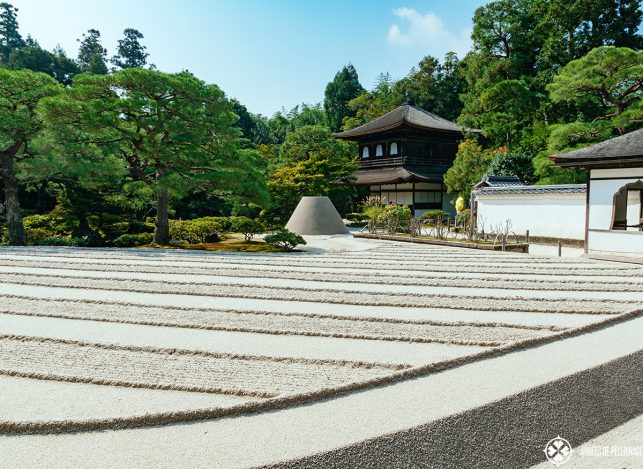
[358,156,451,169]
[358,157,406,168]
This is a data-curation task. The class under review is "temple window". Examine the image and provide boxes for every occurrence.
[390,142,398,155]
[362,146,370,159]
[375,144,383,157]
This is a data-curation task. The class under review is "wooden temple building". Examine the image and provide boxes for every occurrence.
[334,104,471,217]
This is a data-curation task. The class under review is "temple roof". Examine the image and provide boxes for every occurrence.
[353,167,441,185]
[550,128,643,168]
[334,105,465,139]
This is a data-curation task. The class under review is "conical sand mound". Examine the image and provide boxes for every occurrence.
[285,196,350,235]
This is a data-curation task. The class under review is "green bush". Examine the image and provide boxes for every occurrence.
[127,220,155,234]
[0,224,8,245]
[112,233,154,247]
[230,216,266,242]
[419,210,450,223]
[263,229,306,252]
[23,213,70,244]
[34,236,88,247]
[456,209,471,224]
[380,203,412,234]
[169,217,229,244]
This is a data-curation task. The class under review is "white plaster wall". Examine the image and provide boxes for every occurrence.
[587,230,643,258]
[475,193,586,240]
[587,168,643,231]
[587,167,643,257]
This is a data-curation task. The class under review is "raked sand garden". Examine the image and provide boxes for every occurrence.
[0,238,642,466]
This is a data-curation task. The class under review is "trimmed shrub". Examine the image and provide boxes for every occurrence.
[34,236,88,247]
[230,216,266,242]
[264,229,306,252]
[169,217,229,244]
[23,213,70,244]
[380,203,412,234]
[112,233,154,247]
[419,210,450,223]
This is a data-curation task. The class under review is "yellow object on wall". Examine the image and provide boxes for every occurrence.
[455,196,465,213]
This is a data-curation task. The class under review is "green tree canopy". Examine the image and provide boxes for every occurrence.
[444,140,498,201]
[324,64,364,132]
[40,69,264,244]
[547,46,642,132]
[0,2,24,61]
[0,68,61,245]
[487,150,536,184]
[77,29,108,74]
[268,125,357,220]
[6,43,79,85]
[111,28,149,70]
[343,73,402,130]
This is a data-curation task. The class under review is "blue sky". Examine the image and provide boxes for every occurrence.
[11,0,487,116]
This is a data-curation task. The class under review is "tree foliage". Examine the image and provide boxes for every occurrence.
[268,125,357,220]
[0,2,23,61]
[487,150,536,184]
[547,46,642,131]
[0,68,61,245]
[444,140,498,201]
[111,28,149,70]
[40,69,265,244]
[77,29,108,74]
[324,64,364,132]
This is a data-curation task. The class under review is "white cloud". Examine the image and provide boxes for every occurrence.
[387,8,472,58]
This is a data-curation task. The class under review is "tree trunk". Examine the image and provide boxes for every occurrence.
[1,150,26,246]
[154,179,170,245]
[64,182,101,246]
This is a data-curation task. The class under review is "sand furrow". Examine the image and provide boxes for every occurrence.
[0,255,643,278]
[1,310,640,435]
[1,251,641,273]
[0,296,559,346]
[0,335,403,398]
[0,273,640,314]
[1,260,641,292]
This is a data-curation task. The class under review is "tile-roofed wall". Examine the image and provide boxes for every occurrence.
[475,184,587,195]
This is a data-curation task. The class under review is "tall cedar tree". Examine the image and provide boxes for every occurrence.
[111,28,149,70]
[0,2,24,61]
[0,68,61,245]
[40,68,263,244]
[324,64,364,132]
[77,29,108,74]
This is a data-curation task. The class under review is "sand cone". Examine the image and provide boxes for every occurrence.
[285,196,350,235]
